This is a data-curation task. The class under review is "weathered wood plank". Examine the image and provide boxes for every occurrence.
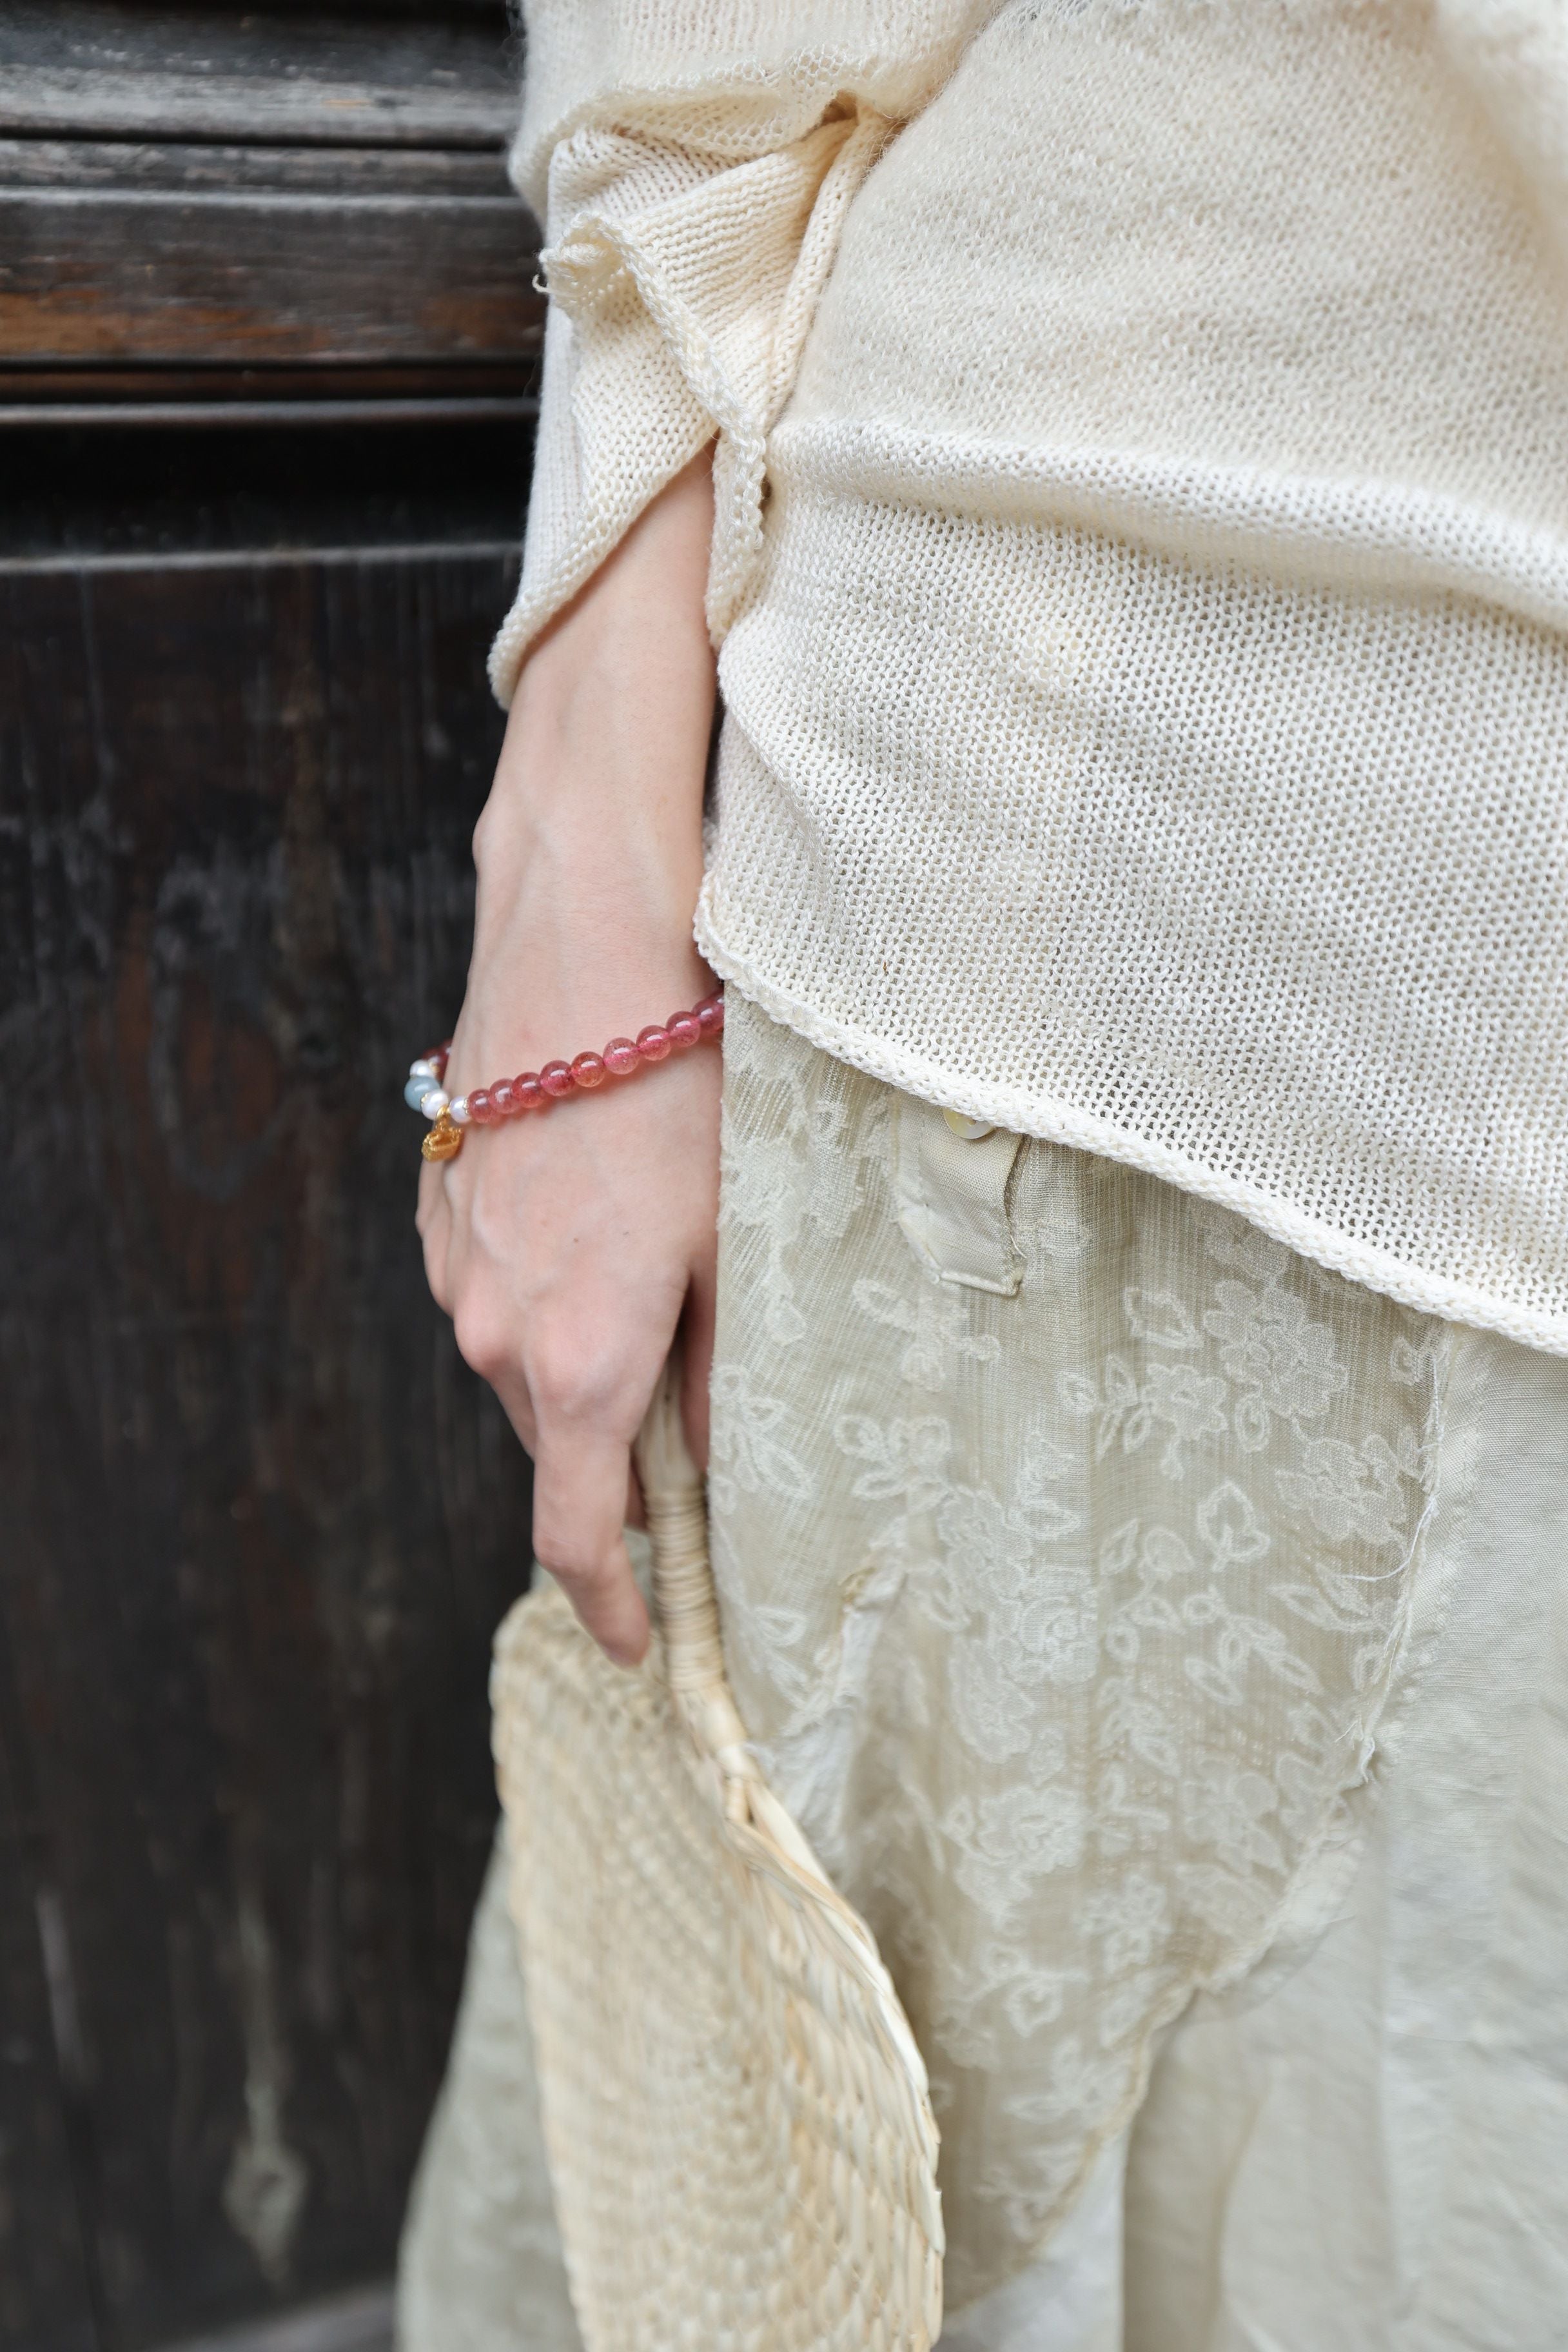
[0,544,532,2349]
[0,68,517,151]
[0,3,518,149]
[0,188,542,366]
[1,10,538,2340]
[0,369,536,409]
[0,398,538,431]
[0,141,517,197]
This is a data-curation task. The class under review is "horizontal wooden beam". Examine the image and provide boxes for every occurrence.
[0,139,516,196]
[0,360,537,402]
[0,541,523,578]
[0,70,518,148]
[0,397,539,429]
[1,3,518,149]
[0,185,543,366]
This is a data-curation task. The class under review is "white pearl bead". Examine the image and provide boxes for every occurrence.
[941,1108,997,1142]
[449,1095,471,1125]
[409,1057,437,1081]
[419,1088,449,1119]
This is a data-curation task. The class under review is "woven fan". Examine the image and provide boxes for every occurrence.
[491,1353,943,2351]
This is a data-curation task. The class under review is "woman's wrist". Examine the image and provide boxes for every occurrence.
[457,745,713,1086]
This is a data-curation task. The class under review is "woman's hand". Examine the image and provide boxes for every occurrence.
[418,451,720,1666]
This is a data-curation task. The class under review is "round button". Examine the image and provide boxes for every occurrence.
[942,1108,997,1142]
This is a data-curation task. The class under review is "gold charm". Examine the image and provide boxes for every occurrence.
[421,1111,463,1163]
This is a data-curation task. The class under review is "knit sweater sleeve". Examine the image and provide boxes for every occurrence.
[487,1,996,702]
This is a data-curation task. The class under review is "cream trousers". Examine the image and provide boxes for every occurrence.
[400,994,1568,2349]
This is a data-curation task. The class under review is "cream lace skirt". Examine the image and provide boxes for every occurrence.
[398,993,1568,2350]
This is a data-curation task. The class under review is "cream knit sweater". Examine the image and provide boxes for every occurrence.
[495,0,1568,1355]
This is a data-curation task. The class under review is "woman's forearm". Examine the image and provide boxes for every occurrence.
[418,447,723,1666]
[468,447,718,1049]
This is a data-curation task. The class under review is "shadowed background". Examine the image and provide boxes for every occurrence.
[0,7,539,2346]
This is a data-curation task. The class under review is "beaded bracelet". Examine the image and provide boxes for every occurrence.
[408,991,724,1161]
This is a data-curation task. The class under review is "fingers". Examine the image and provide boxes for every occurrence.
[531,1421,651,1665]
[422,1064,718,1669]
[451,1280,663,1660]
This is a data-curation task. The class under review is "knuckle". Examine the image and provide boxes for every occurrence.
[527,1333,627,1428]
[452,1297,509,1382]
[533,1542,612,1594]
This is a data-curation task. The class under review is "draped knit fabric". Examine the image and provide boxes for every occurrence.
[493,0,1568,1356]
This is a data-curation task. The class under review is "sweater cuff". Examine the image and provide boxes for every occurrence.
[487,108,890,705]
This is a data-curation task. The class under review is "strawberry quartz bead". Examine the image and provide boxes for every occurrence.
[489,1077,519,1117]
[694,992,724,1039]
[468,1087,495,1124]
[571,1052,607,1088]
[665,1008,701,1050]
[603,1037,640,1077]
[635,1024,672,1063]
[540,1060,575,1099]
[514,1072,545,1112]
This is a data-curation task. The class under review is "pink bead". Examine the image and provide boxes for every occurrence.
[665,1009,701,1050]
[635,1024,672,1063]
[514,1073,545,1112]
[603,1036,640,1077]
[468,1087,495,1124]
[540,1060,575,1099]
[571,1052,607,1089]
[694,992,724,1038]
[489,1078,518,1117]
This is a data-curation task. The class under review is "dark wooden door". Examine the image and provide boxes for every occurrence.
[0,10,538,2345]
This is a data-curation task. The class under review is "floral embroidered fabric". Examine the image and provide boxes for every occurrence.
[707,993,1451,2309]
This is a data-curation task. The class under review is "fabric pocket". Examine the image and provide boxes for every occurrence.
[892,1095,1025,1296]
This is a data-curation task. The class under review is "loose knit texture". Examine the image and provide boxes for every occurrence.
[498,0,1568,1355]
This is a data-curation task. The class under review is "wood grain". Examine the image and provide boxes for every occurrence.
[0,3,519,148]
[0,369,537,409]
[0,182,542,368]
[0,141,519,196]
[2,9,543,2343]
[0,545,533,2348]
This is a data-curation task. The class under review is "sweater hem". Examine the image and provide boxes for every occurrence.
[696,904,1568,1360]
